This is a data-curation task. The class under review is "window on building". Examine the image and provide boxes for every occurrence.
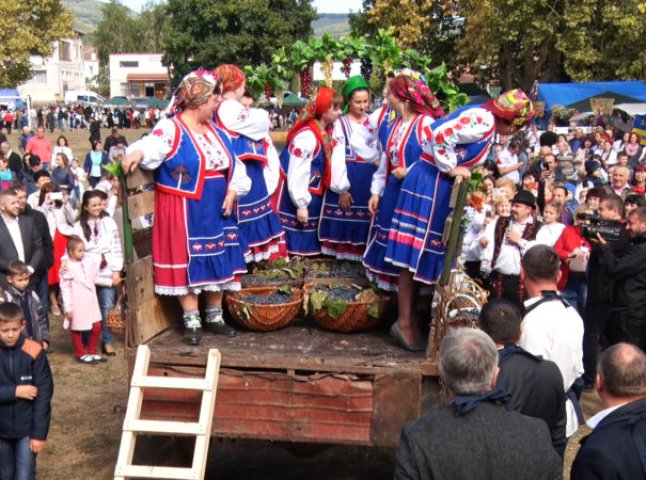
[59,41,71,61]
[119,61,139,68]
[32,70,47,84]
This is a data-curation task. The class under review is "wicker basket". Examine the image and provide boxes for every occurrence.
[304,283,389,333]
[225,286,302,332]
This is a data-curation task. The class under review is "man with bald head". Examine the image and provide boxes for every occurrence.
[571,343,646,479]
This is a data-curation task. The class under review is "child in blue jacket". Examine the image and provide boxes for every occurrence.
[0,302,53,479]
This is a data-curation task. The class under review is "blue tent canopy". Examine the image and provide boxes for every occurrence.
[0,88,25,109]
[536,81,646,111]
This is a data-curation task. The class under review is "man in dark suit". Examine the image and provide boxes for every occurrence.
[479,299,567,456]
[571,343,646,479]
[394,328,562,480]
[0,188,43,287]
[10,181,53,312]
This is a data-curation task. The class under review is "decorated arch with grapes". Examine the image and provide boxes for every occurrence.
[244,28,468,112]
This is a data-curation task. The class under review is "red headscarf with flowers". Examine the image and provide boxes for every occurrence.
[389,68,444,118]
[168,69,220,116]
[483,89,534,127]
[286,87,337,188]
[214,64,246,94]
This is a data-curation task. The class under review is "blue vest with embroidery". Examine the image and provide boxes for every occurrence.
[155,118,235,199]
[377,105,397,151]
[430,105,494,167]
[279,129,325,195]
[388,115,427,174]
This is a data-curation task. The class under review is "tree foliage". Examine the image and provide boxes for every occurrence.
[0,0,74,87]
[350,0,461,73]
[162,0,317,86]
[354,0,645,90]
[92,0,168,65]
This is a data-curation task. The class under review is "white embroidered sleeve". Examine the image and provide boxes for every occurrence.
[126,118,176,170]
[106,217,124,272]
[287,131,317,209]
[329,119,350,194]
[429,108,495,172]
[262,136,280,196]
[218,99,270,141]
[230,158,251,197]
[370,151,387,196]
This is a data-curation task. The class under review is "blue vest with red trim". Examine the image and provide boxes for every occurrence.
[279,128,326,196]
[155,118,235,199]
[430,105,493,167]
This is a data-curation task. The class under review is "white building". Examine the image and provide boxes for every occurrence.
[83,46,100,90]
[19,31,86,104]
[109,53,170,99]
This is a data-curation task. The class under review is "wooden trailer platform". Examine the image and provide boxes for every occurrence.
[127,322,440,448]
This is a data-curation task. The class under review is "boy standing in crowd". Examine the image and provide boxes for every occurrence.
[0,302,53,479]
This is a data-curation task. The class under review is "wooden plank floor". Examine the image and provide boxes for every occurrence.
[141,319,438,376]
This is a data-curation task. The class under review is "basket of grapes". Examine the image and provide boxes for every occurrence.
[303,260,366,282]
[304,282,389,333]
[225,286,302,332]
[241,258,304,288]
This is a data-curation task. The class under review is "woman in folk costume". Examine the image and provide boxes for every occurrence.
[214,66,286,262]
[318,76,380,260]
[362,69,444,293]
[122,70,251,346]
[277,87,345,255]
[387,88,534,351]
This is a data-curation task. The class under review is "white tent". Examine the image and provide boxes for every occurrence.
[614,103,646,117]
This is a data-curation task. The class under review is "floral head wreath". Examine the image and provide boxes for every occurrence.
[167,69,220,116]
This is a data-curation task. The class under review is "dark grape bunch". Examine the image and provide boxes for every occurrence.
[360,58,372,81]
[242,273,290,286]
[315,285,361,301]
[309,262,366,279]
[264,83,272,99]
[300,69,312,97]
[342,57,353,78]
[238,293,293,305]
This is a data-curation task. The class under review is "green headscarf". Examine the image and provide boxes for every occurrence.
[342,75,370,113]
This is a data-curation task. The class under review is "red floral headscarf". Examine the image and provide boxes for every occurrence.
[168,69,220,116]
[483,89,534,126]
[214,64,246,94]
[286,87,338,188]
[389,68,444,118]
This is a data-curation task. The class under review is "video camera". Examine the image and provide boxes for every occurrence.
[579,213,623,242]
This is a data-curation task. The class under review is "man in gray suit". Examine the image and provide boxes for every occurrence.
[394,328,562,480]
[0,188,43,287]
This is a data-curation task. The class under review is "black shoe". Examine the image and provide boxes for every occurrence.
[183,327,203,345]
[389,323,425,352]
[205,321,237,337]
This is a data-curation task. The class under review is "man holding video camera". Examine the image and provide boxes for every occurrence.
[581,193,629,389]
[597,206,646,352]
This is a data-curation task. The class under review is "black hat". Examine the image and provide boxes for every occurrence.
[512,190,536,209]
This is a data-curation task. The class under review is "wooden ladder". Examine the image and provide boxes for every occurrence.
[114,345,221,480]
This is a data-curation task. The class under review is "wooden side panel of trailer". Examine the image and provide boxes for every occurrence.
[132,362,422,447]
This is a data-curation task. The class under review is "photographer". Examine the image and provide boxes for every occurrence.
[582,193,629,388]
[597,206,646,352]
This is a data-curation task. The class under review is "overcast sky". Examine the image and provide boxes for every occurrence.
[121,0,364,14]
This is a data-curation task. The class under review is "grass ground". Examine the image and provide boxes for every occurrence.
[2,126,601,479]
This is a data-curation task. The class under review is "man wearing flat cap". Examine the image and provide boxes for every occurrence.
[482,190,541,312]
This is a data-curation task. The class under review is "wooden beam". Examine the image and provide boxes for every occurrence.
[127,190,155,220]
